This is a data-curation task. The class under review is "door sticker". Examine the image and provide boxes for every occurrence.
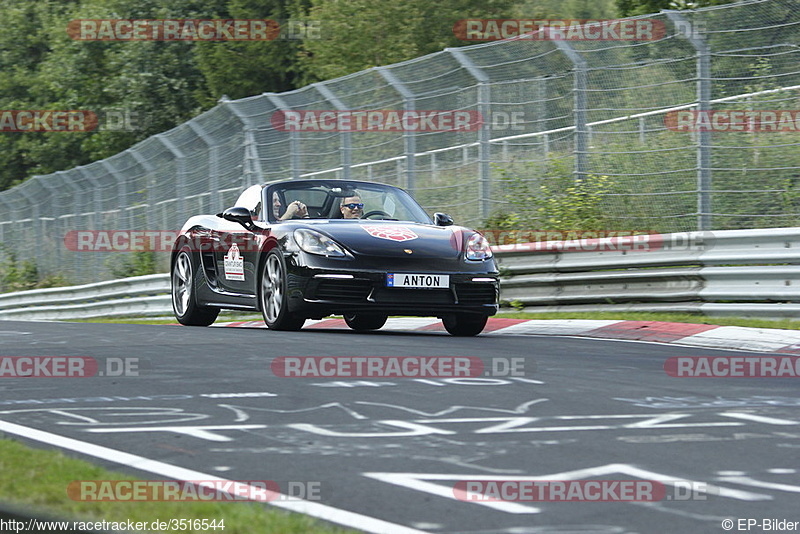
[224,243,245,281]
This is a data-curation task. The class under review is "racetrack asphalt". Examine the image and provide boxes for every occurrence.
[0,319,799,533]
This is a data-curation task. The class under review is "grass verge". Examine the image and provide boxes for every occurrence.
[67,311,800,331]
[0,438,355,534]
[495,310,800,331]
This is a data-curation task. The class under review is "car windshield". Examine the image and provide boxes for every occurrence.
[265,180,432,224]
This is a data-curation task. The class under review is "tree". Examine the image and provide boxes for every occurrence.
[617,0,737,17]
[193,0,312,104]
[297,0,517,84]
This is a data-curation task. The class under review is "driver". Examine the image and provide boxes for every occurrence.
[273,191,308,220]
[340,195,364,219]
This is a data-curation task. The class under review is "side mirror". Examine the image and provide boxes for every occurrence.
[434,212,454,226]
[217,206,254,229]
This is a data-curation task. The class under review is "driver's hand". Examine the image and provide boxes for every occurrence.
[285,201,307,218]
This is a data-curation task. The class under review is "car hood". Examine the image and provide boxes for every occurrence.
[295,220,473,259]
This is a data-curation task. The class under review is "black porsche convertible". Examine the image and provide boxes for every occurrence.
[170,179,498,336]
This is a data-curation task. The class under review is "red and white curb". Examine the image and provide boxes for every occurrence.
[212,318,800,354]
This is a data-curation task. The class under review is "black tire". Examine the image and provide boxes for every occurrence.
[171,247,219,326]
[343,313,388,331]
[260,249,306,331]
[442,313,488,336]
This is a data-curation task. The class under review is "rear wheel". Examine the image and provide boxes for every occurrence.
[171,247,219,326]
[442,313,488,336]
[260,250,306,331]
[343,313,388,331]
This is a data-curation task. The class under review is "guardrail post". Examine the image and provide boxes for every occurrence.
[265,93,301,181]
[666,10,712,231]
[376,67,417,194]
[313,83,351,181]
[446,48,491,220]
[550,39,588,183]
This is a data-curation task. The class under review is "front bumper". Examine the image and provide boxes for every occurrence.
[286,262,499,318]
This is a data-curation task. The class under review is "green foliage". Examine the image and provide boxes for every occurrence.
[0,0,764,194]
[533,174,619,231]
[194,0,312,102]
[106,251,158,279]
[616,0,736,17]
[511,0,618,19]
[0,244,68,293]
[485,158,626,233]
[297,0,516,84]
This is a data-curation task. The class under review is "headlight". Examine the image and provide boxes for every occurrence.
[465,233,493,261]
[294,228,348,257]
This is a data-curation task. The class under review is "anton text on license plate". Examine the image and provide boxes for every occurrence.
[387,273,449,288]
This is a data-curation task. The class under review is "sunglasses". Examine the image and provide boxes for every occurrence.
[343,203,364,209]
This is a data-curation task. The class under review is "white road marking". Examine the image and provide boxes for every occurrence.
[719,413,799,426]
[0,419,427,534]
[366,463,772,515]
[717,476,800,493]
[86,424,268,442]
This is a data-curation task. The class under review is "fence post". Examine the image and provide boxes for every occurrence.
[313,83,351,181]
[265,93,301,181]
[446,47,491,221]
[56,171,86,282]
[551,39,588,183]
[666,10,712,231]
[75,167,104,232]
[188,122,220,213]
[376,66,417,194]
[130,151,156,231]
[155,135,186,227]
[101,160,128,231]
[17,187,41,270]
[222,100,265,187]
[37,176,64,271]
[0,196,10,248]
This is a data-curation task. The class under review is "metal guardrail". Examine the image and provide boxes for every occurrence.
[0,274,170,320]
[496,227,800,318]
[1,228,799,321]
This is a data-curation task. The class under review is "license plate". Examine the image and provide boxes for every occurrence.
[387,273,449,289]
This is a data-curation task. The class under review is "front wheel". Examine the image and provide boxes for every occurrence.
[442,313,488,336]
[260,250,306,331]
[171,247,219,326]
[343,313,388,331]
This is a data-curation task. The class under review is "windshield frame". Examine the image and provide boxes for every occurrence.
[262,180,433,224]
